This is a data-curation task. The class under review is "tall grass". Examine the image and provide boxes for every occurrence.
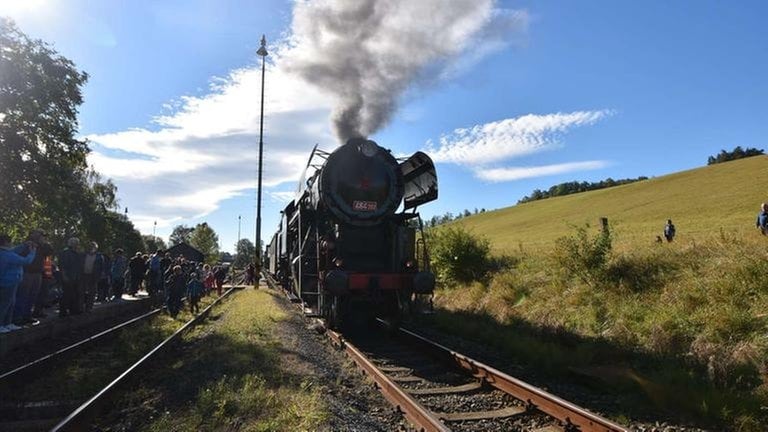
[428,224,768,429]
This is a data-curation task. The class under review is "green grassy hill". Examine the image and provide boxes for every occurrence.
[453,155,768,253]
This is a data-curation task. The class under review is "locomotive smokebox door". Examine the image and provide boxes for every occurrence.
[400,151,438,210]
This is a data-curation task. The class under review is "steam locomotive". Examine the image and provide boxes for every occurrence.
[266,138,438,328]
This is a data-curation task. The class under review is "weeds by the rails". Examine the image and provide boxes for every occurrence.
[427,226,768,430]
[105,289,327,432]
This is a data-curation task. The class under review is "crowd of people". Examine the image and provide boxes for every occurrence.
[0,230,231,333]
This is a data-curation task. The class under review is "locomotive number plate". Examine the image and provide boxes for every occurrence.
[352,200,378,211]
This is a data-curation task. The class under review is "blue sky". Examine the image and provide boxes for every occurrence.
[4,0,767,252]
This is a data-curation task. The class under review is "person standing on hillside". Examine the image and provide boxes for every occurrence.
[664,219,676,242]
[756,203,768,235]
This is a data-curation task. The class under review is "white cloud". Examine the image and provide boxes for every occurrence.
[428,110,612,165]
[475,160,610,182]
[426,110,613,182]
[86,58,337,233]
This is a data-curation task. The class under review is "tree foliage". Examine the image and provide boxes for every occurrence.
[142,235,167,253]
[169,225,194,246]
[517,176,649,204]
[0,18,142,252]
[707,146,764,165]
[233,238,256,268]
[189,222,220,264]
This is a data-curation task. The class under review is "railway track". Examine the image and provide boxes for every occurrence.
[329,321,628,432]
[263,272,627,432]
[0,287,238,432]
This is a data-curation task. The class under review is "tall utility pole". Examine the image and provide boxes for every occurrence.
[237,215,241,246]
[255,35,268,287]
[153,221,157,237]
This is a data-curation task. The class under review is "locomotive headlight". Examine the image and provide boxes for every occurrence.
[359,140,378,157]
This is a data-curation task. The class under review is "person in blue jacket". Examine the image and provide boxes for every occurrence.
[756,203,768,236]
[186,272,204,314]
[0,234,36,332]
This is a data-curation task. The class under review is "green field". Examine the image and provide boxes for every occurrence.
[428,155,768,429]
[452,155,768,252]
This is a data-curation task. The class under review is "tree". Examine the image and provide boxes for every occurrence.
[142,235,167,253]
[0,18,92,240]
[707,146,764,165]
[189,222,220,264]
[0,19,144,251]
[169,225,194,246]
[233,238,256,268]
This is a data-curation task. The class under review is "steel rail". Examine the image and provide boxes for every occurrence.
[0,308,162,383]
[388,320,629,432]
[326,329,450,432]
[262,270,626,431]
[50,287,239,432]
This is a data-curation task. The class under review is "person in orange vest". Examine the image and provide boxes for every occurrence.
[32,256,55,319]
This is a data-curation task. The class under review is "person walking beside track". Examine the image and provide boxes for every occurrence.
[0,235,36,332]
[165,265,185,318]
[186,272,204,314]
[58,237,84,317]
[81,242,104,312]
[213,265,227,296]
[110,249,127,301]
[128,252,145,296]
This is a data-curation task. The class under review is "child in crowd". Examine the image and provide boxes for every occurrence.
[203,264,214,296]
[165,265,185,318]
[186,272,204,314]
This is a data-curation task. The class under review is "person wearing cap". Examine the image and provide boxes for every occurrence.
[756,203,768,235]
[0,234,36,332]
[14,230,53,325]
[58,237,84,317]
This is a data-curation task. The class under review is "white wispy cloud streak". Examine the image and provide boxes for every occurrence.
[426,110,613,182]
[428,110,612,165]
[86,0,529,233]
[475,160,610,182]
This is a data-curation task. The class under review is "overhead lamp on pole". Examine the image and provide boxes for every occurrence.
[255,34,268,288]
[153,220,157,237]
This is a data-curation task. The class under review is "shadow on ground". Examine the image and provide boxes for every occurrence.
[412,308,767,430]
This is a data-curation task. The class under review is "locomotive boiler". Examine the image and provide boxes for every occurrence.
[267,138,438,328]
